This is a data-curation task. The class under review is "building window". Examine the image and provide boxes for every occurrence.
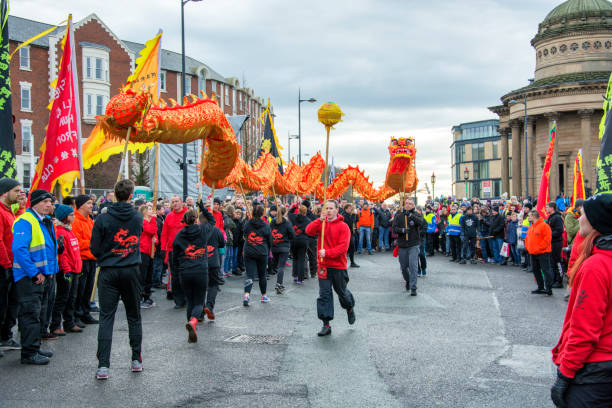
[23,163,31,189]
[494,180,501,197]
[96,95,104,115]
[472,142,485,160]
[83,49,109,82]
[225,86,229,107]
[509,158,513,178]
[184,75,191,96]
[95,57,108,81]
[160,71,166,92]
[20,119,33,154]
[85,93,107,118]
[85,56,92,78]
[20,82,31,111]
[19,46,30,70]
[492,141,498,159]
[455,144,465,163]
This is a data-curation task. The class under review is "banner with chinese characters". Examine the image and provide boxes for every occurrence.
[0,0,16,180]
[596,103,612,194]
[536,121,556,218]
[30,15,82,194]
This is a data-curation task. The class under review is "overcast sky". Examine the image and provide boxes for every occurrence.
[13,0,563,198]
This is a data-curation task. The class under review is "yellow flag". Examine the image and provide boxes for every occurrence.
[125,30,162,103]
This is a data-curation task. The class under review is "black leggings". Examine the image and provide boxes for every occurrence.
[206,267,222,312]
[244,255,267,294]
[292,242,308,281]
[50,273,80,331]
[273,251,289,285]
[181,272,207,321]
[139,254,153,301]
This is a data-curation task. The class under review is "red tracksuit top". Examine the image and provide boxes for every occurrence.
[56,224,83,274]
[552,246,612,378]
[305,215,350,270]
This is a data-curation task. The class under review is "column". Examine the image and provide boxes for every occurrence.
[578,109,594,187]
[544,112,560,199]
[500,127,510,195]
[527,117,537,199]
[511,121,522,197]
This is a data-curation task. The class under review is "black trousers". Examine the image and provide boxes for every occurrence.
[168,251,185,307]
[139,254,153,301]
[181,271,207,321]
[292,241,308,281]
[426,233,435,255]
[531,253,553,291]
[76,259,96,316]
[551,240,563,283]
[317,268,354,323]
[565,382,612,407]
[96,266,142,368]
[244,255,267,294]
[347,233,356,264]
[273,251,289,285]
[432,233,439,253]
[307,238,317,276]
[206,266,222,312]
[0,267,18,341]
[449,235,461,260]
[50,273,80,331]
[15,277,44,358]
[463,237,476,260]
[39,274,55,335]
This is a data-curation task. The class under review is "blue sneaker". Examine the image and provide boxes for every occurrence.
[261,295,270,303]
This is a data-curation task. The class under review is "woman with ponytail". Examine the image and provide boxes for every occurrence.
[550,194,612,407]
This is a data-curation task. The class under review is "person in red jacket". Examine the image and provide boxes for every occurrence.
[161,195,187,308]
[551,194,612,407]
[139,204,157,309]
[50,204,83,335]
[306,199,355,337]
[0,178,21,356]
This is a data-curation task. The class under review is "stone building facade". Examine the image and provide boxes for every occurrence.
[8,14,268,190]
[489,0,611,199]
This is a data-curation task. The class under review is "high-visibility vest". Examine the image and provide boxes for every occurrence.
[446,213,462,236]
[12,210,48,275]
[425,213,436,233]
[520,218,530,239]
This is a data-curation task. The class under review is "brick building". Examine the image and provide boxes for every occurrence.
[8,14,268,189]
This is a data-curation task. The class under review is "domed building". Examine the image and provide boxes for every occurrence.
[489,0,612,198]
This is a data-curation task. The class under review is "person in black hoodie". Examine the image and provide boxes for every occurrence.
[392,199,424,296]
[459,206,479,264]
[203,213,224,319]
[341,203,359,268]
[243,204,273,306]
[489,207,506,265]
[152,204,165,288]
[546,202,565,288]
[90,179,143,380]
[272,206,295,294]
[292,205,312,284]
[303,200,318,279]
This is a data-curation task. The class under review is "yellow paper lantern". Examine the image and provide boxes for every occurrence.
[317,102,344,127]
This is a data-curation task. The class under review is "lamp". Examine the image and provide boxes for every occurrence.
[464,167,469,198]
[298,88,316,166]
[431,172,436,199]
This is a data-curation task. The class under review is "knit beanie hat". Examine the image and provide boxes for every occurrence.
[583,194,612,235]
[54,203,74,222]
[30,189,54,207]
[0,178,19,195]
[75,194,91,209]
[302,199,311,209]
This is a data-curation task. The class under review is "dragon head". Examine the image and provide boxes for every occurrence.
[102,89,152,128]
[389,137,416,160]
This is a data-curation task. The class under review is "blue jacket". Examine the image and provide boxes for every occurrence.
[12,209,58,282]
[507,220,518,245]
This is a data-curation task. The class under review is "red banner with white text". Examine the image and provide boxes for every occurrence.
[30,16,82,195]
[536,122,556,219]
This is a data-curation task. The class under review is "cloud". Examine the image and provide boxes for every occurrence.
[12,0,561,199]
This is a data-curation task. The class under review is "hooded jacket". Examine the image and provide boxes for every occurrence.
[292,214,311,246]
[243,217,272,258]
[56,223,82,274]
[376,208,392,228]
[0,201,15,269]
[392,209,423,248]
[206,226,225,269]
[341,210,357,235]
[12,209,58,281]
[161,206,187,252]
[489,213,506,239]
[552,236,612,379]
[564,211,580,245]
[140,216,158,256]
[460,213,479,238]
[271,219,295,253]
[548,211,564,243]
[91,202,143,268]
[525,217,552,255]
[172,224,209,277]
[305,215,350,270]
[357,208,375,229]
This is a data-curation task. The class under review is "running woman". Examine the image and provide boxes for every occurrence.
[242,204,272,306]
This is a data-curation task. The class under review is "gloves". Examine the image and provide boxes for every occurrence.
[550,370,571,408]
[57,235,65,255]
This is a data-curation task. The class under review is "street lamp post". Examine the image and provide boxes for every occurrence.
[509,81,532,199]
[181,0,203,200]
[464,167,470,198]
[287,132,299,164]
[431,172,436,199]
[298,88,316,166]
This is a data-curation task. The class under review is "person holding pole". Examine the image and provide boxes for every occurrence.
[91,180,143,380]
[306,199,355,337]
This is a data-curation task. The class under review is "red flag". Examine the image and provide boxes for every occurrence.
[536,122,556,218]
[571,149,585,208]
[30,16,82,195]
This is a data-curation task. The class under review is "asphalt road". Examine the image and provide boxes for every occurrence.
[0,251,565,407]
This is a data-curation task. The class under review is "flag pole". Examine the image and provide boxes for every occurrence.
[151,142,160,257]
[68,13,85,195]
[238,179,251,219]
[320,125,331,261]
[197,139,206,206]
[116,127,132,183]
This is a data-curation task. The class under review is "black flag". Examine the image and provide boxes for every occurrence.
[596,107,612,194]
[0,0,16,180]
[258,110,283,174]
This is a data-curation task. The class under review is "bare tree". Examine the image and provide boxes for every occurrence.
[131,149,151,186]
